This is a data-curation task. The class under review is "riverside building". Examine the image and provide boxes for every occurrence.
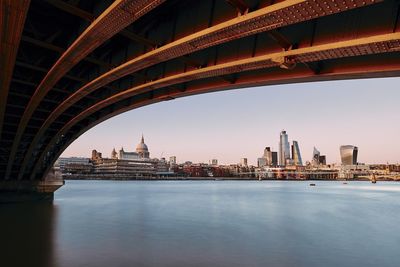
[62,135,169,179]
[55,157,92,175]
[91,135,168,178]
[338,145,370,179]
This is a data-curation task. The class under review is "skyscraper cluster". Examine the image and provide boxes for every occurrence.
[258,130,303,167]
[279,130,303,166]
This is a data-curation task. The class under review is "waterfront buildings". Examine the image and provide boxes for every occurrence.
[56,131,400,181]
[340,145,358,165]
[56,157,90,169]
[338,145,370,179]
[92,158,157,178]
[56,157,92,174]
[92,135,166,178]
[370,164,400,173]
[211,159,218,165]
[169,156,177,165]
[60,135,170,179]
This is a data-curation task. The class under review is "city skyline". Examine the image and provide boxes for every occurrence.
[62,77,400,165]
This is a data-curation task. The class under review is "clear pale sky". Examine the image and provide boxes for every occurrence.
[62,77,400,165]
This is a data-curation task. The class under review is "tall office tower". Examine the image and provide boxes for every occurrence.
[263,147,271,157]
[211,159,218,165]
[264,147,273,166]
[312,147,321,166]
[279,130,290,166]
[240,158,248,166]
[340,145,358,165]
[272,152,278,166]
[292,141,303,166]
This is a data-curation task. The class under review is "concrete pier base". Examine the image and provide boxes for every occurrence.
[0,180,64,203]
[0,191,54,202]
[0,168,64,203]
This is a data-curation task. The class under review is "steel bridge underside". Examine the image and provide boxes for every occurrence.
[0,0,400,196]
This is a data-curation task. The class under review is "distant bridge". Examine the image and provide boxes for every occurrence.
[1,0,400,199]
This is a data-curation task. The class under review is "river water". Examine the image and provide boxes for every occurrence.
[1,180,400,267]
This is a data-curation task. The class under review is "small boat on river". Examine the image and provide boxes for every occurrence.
[371,173,377,184]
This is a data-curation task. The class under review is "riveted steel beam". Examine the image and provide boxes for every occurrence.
[45,0,158,47]
[21,35,149,81]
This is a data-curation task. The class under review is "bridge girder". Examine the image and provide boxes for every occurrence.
[0,0,400,185]
[5,0,167,180]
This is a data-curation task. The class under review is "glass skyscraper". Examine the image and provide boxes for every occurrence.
[292,141,303,166]
[340,145,358,165]
[279,130,290,166]
[312,147,320,166]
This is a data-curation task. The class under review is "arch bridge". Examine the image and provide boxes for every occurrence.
[1,0,400,200]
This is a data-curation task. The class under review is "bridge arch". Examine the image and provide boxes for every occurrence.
[1,0,399,197]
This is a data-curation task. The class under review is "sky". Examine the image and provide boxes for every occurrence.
[62,77,400,165]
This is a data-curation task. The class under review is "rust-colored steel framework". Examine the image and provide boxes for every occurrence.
[1,0,400,194]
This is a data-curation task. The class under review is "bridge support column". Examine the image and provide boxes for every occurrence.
[0,168,64,203]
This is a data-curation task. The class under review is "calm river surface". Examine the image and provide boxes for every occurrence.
[1,180,400,267]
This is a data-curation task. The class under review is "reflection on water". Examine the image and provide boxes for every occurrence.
[0,202,56,267]
[1,180,400,267]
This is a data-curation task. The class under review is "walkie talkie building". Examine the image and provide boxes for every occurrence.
[340,145,358,165]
